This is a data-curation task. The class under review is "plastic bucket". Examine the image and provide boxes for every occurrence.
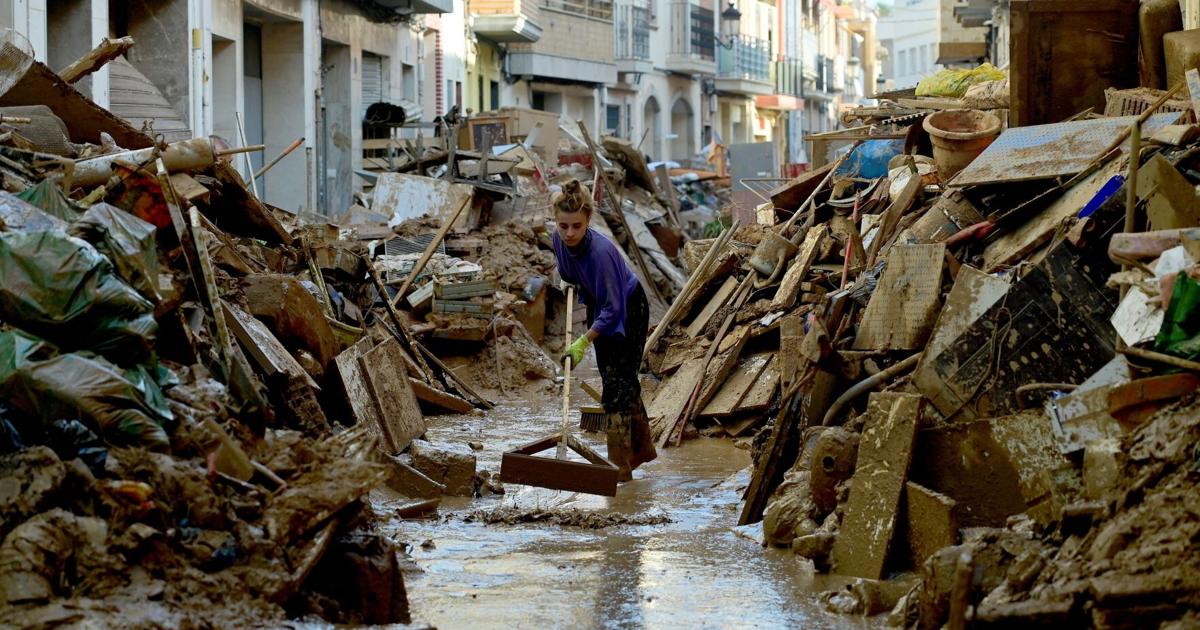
[922,109,1002,181]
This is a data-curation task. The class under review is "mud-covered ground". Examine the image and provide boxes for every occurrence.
[375,359,884,629]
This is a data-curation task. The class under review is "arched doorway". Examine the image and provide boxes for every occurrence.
[670,97,694,164]
[642,96,662,163]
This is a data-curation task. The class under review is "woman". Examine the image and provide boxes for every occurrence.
[552,179,656,481]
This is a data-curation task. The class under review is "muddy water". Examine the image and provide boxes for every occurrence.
[376,366,882,629]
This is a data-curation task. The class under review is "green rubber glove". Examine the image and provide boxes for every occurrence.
[563,335,591,367]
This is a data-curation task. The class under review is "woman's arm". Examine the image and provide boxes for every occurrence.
[589,247,629,338]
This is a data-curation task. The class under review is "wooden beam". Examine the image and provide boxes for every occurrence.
[57,36,135,84]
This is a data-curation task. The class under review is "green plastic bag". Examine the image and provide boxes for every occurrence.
[0,330,171,450]
[0,229,156,364]
[16,179,84,223]
[916,63,1007,98]
[69,203,161,303]
[1155,273,1200,361]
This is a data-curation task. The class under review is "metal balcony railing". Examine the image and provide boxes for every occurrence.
[716,34,770,82]
[669,1,715,61]
[614,1,651,60]
[544,0,613,20]
[774,57,804,96]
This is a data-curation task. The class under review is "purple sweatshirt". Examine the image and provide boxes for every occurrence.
[552,228,639,337]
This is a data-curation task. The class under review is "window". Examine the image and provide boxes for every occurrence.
[898,50,907,77]
[532,91,546,111]
[490,81,500,110]
[606,105,621,135]
[478,76,484,112]
[918,44,928,72]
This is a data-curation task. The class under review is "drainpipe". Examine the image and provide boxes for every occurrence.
[435,28,444,116]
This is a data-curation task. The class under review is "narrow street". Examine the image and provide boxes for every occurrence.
[375,362,882,629]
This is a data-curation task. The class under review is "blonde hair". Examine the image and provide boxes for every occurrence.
[552,179,594,218]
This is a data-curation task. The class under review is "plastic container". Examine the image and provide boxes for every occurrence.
[921,109,1002,181]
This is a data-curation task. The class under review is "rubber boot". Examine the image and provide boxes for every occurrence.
[629,398,657,469]
[606,412,633,482]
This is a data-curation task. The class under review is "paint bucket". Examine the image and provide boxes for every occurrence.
[922,109,1002,181]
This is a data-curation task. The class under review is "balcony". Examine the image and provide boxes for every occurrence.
[715,34,772,95]
[614,1,653,75]
[666,1,716,76]
[506,0,617,84]
[471,0,543,42]
[368,0,454,14]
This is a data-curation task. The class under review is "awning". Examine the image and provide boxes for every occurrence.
[755,94,803,111]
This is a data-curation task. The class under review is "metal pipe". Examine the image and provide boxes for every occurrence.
[821,352,921,426]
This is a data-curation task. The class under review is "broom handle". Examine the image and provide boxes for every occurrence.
[557,286,574,460]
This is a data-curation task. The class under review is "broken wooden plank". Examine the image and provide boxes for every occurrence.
[737,355,779,413]
[360,339,428,454]
[772,226,827,310]
[170,172,211,204]
[1138,153,1200,230]
[685,275,738,338]
[410,377,474,414]
[694,325,753,413]
[830,392,924,579]
[779,311,805,393]
[647,359,706,445]
[335,338,386,444]
[853,243,946,351]
[770,162,835,212]
[700,352,772,417]
[57,36,135,83]
[904,482,959,570]
[867,169,922,265]
[222,301,318,389]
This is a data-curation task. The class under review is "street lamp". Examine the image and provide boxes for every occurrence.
[715,1,742,49]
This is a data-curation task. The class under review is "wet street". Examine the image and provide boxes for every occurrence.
[375,365,883,629]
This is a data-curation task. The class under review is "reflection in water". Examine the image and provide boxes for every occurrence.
[376,363,882,629]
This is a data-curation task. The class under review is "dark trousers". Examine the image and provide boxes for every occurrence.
[587,283,649,414]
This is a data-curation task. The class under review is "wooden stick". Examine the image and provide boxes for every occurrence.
[58,36,135,83]
[388,194,473,309]
[364,261,435,383]
[254,136,305,179]
[1120,121,1142,309]
[642,219,739,357]
[558,286,575,460]
[216,144,265,157]
[780,145,857,237]
[576,120,666,305]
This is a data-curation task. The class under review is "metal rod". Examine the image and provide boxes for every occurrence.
[235,112,259,198]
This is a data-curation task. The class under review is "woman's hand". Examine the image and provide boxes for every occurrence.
[562,334,592,367]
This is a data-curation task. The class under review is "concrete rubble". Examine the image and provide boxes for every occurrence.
[3,12,1200,630]
[0,36,705,627]
[633,28,1200,630]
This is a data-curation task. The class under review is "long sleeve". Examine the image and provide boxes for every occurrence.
[590,246,629,337]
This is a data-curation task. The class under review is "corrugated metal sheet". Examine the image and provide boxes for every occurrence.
[950,112,1182,187]
[362,53,384,121]
[108,56,191,143]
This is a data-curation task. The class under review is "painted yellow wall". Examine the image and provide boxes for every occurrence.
[466,38,504,113]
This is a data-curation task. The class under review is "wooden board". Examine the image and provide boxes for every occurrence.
[769,162,835,212]
[700,352,772,417]
[830,393,923,579]
[647,360,707,444]
[410,377,474,414]
[983,157,1125,271]
[1139,153,1200,230]
[222,301,317,389]
[334,338,385,447]
[737,355,779,413]
[1009,0,1138,127]
[686,275,739,338]
[772,226,827,310]
[853,243,946,350]
[695,325,753,412]
[360,339,427,454]
[779,312,805,392]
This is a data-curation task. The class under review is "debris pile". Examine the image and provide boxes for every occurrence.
[639,53,1200,626]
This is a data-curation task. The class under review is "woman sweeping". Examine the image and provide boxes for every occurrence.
[552,179,657,481]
